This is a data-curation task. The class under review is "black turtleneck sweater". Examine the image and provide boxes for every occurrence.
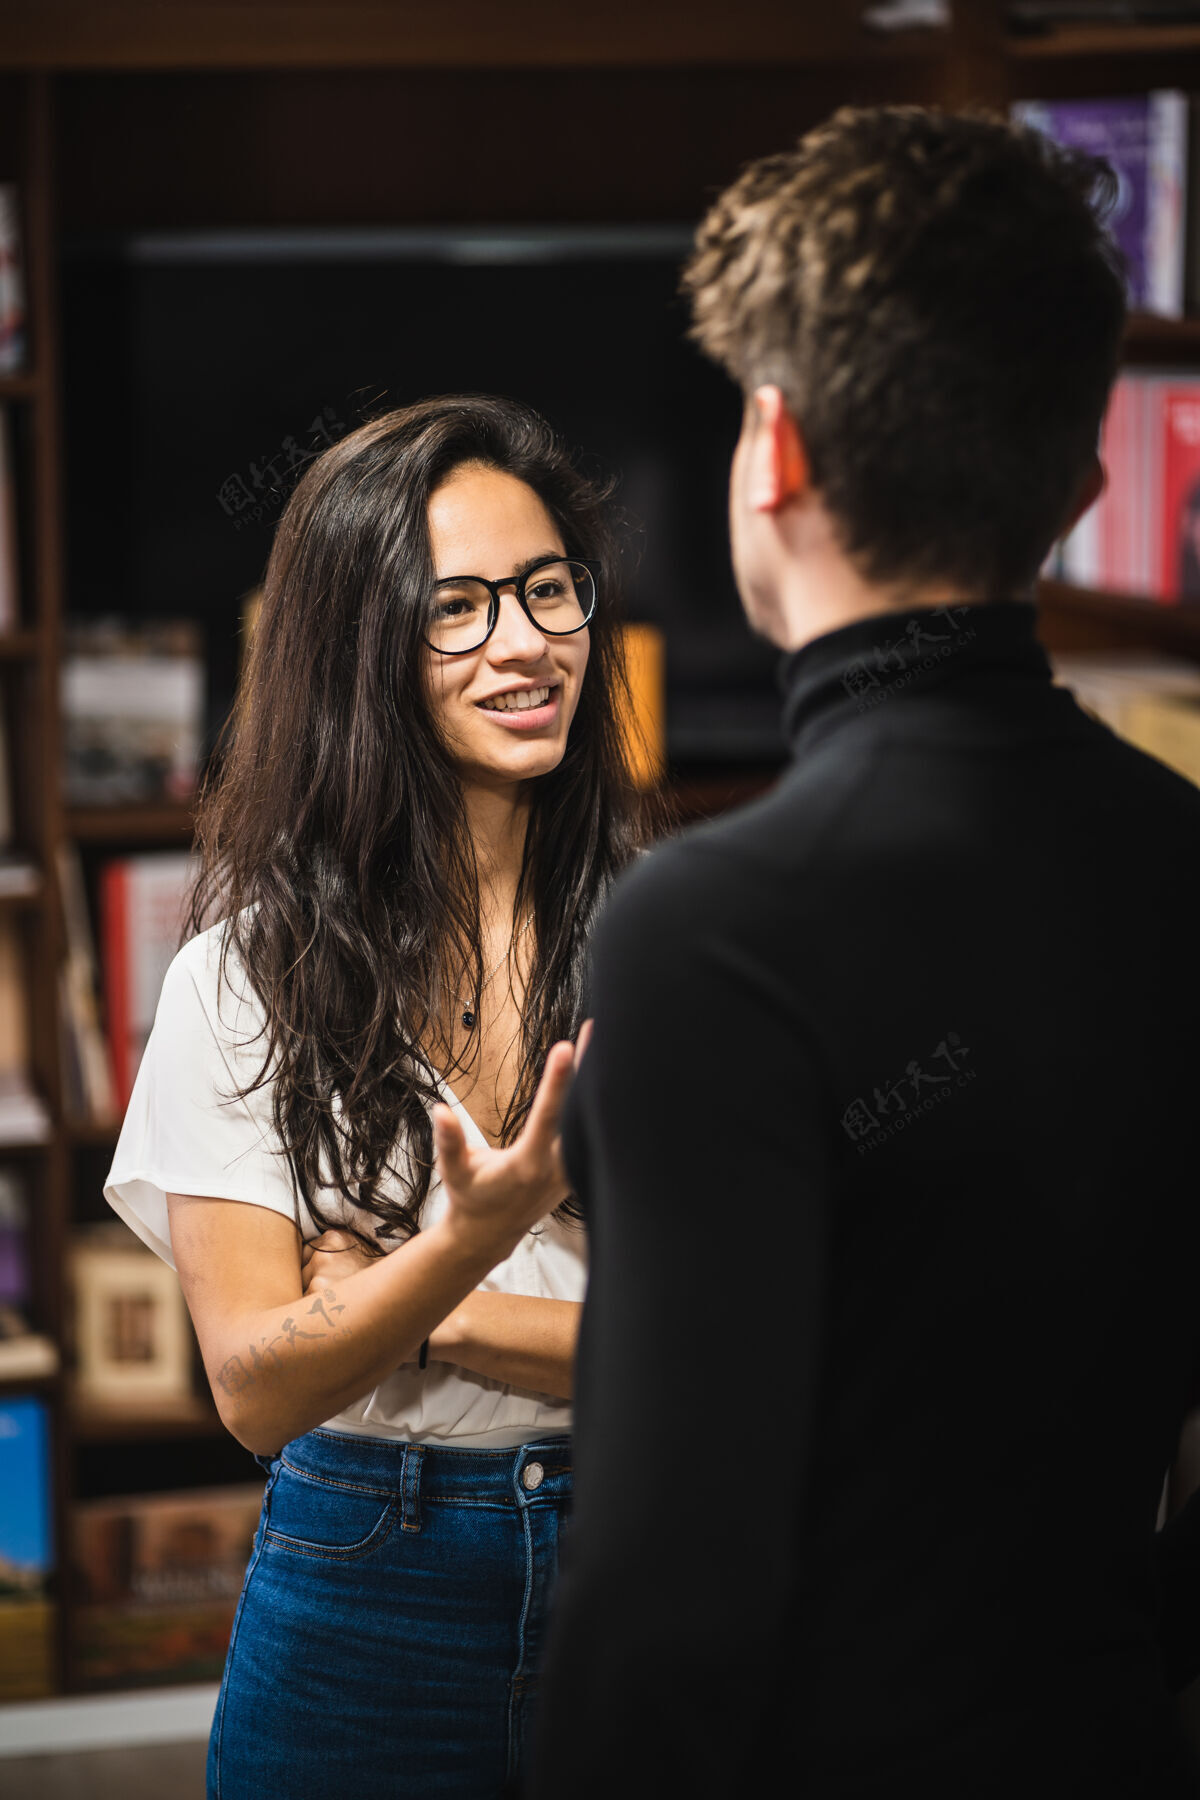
[528,599,1200,1799]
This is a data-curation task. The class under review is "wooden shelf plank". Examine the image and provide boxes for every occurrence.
[0,881,45,910]
[1009,22,1200,58]
[1037,578,1200,659]
[0,371,38,400]
[65,1117,120,1147]
[65,803,195,843]
[1123,314,1200,362]
[0,629,41,659]
[0,2,946,71]
[71,1396,226,1442]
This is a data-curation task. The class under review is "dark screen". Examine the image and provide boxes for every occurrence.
[61,230,785,763]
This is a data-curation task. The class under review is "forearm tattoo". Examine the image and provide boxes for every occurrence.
[216,1286,350,1398]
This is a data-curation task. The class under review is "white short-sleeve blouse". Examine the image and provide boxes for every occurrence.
[103,920,585,1448]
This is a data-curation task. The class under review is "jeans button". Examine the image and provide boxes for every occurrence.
[522,1461,545,1491]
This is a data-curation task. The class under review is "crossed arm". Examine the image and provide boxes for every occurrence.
[298,1229,579,1399]
[168,1045,582,1456]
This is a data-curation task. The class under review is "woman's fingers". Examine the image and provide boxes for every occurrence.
[300,1228,375,1296]
[304,1229,355,1258]
[574,1019,594,1069]
[523,1041,577,1158]
[433,1102,471,1189]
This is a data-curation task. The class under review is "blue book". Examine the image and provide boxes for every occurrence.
[0,1394,56,1698]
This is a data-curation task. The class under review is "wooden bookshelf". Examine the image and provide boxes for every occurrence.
[65,1117,119,1148]
[65,803,195,844]
[71,1395,224,1443]
[0,886,44,912]
[0,629,40,659]
[0,371,38,401]
[0,1,952,72]
[1009,23,1200,60]
[1124,315,1200,364]
[0,72,71,1704]
[0,1367,58,1391]
[2,0,1200,1709]
[1037,580,1200,662]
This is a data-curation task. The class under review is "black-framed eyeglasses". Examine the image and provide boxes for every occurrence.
[423,555,598,656]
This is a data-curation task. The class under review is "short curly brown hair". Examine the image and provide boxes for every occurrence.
[684,105,1127,595]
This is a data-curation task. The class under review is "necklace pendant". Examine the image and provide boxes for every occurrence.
[461,1008,476,1031]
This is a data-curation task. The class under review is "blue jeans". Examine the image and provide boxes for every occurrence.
[206,1427,572,1799]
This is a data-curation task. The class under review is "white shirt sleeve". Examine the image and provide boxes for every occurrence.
[103,924,301,1269]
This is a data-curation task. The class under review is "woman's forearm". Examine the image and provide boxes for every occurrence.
[208,1215,515,1455]
[430,1293,580,1399]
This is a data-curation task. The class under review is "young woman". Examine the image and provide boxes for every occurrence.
[103,394,647,1799]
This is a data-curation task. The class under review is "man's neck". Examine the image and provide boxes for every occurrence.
[766,548,1025,655]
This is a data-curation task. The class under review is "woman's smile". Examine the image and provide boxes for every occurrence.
[476,680,562,728]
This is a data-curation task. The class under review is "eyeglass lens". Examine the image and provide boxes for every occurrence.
[426,559,594,653]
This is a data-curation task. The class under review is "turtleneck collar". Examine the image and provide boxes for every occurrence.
[779,598,1053,756]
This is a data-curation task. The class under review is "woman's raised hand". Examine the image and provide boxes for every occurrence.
[433,1037,582,1260]
[300,1228,375,1295]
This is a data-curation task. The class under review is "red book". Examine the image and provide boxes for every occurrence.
[1158,381,1200,603]
[1100,374,1137,591]
[100,854,194,1112]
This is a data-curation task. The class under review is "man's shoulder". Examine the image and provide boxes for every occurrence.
[599,788,814,951]
[613,752,868,908]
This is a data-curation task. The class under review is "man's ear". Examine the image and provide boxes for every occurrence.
[1062,452,1105,536]
[745,385,810,513]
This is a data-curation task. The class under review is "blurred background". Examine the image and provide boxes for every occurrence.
[6,0,1200,1790]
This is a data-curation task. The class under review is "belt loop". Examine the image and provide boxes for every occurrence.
[398,1442,424,1533]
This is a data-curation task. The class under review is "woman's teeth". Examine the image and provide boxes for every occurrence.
[480,686,552,712]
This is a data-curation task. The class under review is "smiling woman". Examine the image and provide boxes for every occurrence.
[423,468,593,785]
[99,394,651,1799]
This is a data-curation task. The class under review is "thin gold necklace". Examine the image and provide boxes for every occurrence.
[458,916,533,1033]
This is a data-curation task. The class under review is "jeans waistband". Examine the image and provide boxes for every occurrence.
[262,1427,572,1531]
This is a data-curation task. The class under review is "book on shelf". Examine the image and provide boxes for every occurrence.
[0,1166,58,1381]
[0,684,40,897]
[1011,94,1188,319]
[0,681,12,851]
[0,1333,56,1380]
[0,186,25,377]
[61,616,205,808]
[100,849,196,1110]
[1010,4,1200,28]
[0,860,38,898]
[0,1394,56,1700]
[56,843,116,1123]
[617,622,666,789]
[0,913,49,1145]
[1052,648,1200,783]
[1053,371,1200,601]
[70,1222,194,1410]
[72,1481,262,1691]
[0,403,18,633]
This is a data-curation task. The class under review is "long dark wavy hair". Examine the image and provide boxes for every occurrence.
[184,394,649,1245]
